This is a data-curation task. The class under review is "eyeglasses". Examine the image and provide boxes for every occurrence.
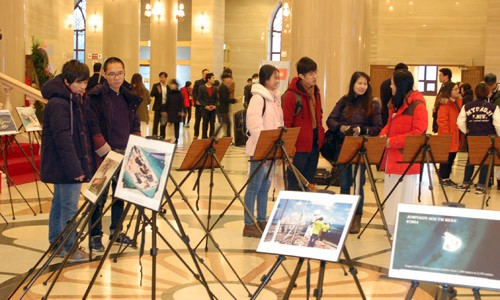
[106,72,125,78]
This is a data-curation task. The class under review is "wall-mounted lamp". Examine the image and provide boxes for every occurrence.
[197,12,208,32]
[88,13,100,32]
[145,1,164,23]
[65,14,75,29]
[282,2,290,20]
[176,1,185,22]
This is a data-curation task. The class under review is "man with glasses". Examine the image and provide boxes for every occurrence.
[87,57,142,252]
[283,57,325,191]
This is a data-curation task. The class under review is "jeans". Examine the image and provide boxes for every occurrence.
[172,122,180,141]
[463,158,488,185]
[153,111,166,137]
[244,159,273,225]
[339,164,366,216]
[438,152,457,180]
[287,144,320,191]
[49,183,82,252]
[194,106,202,137]
[90,176,125,237]
[202,109,216,138]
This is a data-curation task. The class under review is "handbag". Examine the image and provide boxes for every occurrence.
[320,129,340,162]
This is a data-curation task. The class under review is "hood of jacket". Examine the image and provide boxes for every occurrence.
[41,75,71,101]
[251,83,279,102]
[287,77,320,97]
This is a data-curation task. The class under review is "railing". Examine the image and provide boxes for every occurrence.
[0,72,47,111]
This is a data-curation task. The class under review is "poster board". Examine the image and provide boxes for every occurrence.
[83,151,123,204]
[0,110,19,136]
[15,106,42,132]
[389,204,500,291]
[114,135,176,212]
[257,191,359,262]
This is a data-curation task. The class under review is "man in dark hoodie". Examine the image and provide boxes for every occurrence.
[282,57,325,191]
[41,59,94,262]
[87,57,142,252]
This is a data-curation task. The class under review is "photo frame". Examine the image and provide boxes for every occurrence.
[15,106,42,132]
[0,110,19,136]
[114,135,176,212]
[389,204,500,291]
[257,191,359,262]
[83,151,124,204]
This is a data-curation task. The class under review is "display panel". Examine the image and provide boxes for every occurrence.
[257,191,359,262]
[114,135,175,211]
[389,204,500,291]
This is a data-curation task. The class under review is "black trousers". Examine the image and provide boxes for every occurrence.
[438,152,457,180]
[194,106,202,137]
[152,111,166,137]
[202,109,216,138]
[215,112,231,137]
[183,106,191,124]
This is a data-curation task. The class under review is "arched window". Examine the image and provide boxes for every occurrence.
[74,0,86,62]
[269,5,282,61]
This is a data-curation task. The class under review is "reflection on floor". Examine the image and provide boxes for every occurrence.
[1,126,499,299]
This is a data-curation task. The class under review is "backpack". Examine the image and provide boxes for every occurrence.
[281,90,303,118]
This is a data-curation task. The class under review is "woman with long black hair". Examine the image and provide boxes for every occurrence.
[326,71,382,234]
[379,69,428,234]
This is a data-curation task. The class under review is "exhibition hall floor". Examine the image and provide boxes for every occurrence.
[0,126,499,299]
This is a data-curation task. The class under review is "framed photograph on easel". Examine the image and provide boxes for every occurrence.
[389,204,500,291]
[0,110,19,136]
[15,106,42,132]
[114,135,176,212]
[83,151,124,204]
[257,191,359,262]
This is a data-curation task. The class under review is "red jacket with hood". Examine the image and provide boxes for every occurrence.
[283,77,325,152]
[379,90,428,175]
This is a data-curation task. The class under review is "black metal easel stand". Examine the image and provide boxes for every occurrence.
[8,199,97,299]
[0,135,36,219]
[359,135,449,238]
[193,128,310,251]
[165,137,267,249]
[457,136,499,209]
[251,247,366,300]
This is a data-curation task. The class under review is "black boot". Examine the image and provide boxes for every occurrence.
[350,215,362,234]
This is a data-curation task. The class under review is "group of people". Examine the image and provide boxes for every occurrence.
[40,55,500,262]
[432,68,500,195]
[242,59,500,239]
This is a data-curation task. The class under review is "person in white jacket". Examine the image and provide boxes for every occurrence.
[243,64,284,238]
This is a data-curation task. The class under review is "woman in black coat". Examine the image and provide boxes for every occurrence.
[164,79,184,143]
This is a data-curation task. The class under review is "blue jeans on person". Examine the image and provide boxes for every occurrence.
[49,183,82,252]
[339,164,366,216]
[287,142,320,191]
[90,176,125,237]
[244,159,273,226]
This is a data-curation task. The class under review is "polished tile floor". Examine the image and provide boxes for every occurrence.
[1,124,499,299]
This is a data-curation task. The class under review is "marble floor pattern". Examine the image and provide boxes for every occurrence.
[1,124,500,299]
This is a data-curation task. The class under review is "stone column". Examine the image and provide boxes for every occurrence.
[85,0,105,68]
[289,0,369,115]
[190,0,225,81]
[485,0,500,75]
[0,0,26,109]
[103,0,140,77]
[150,0,178,84]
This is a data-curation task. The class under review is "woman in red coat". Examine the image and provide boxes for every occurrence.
[379,70,428,234]
[437,82,462,186]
